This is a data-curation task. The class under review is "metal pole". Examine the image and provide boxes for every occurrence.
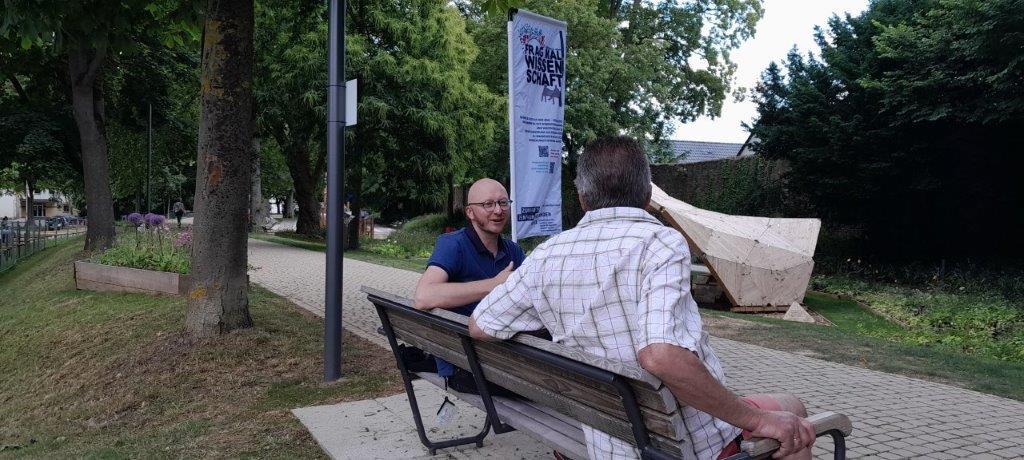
[324,0,346,382]
[147,103,153,213]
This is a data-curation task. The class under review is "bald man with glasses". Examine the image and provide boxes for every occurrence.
[413,178,526,392]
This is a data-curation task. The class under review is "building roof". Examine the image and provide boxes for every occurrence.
[668,140,745,164]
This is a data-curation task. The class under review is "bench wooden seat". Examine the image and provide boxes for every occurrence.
[364,287,853,460]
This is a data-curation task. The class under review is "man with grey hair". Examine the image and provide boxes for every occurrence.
[469,136,815,460]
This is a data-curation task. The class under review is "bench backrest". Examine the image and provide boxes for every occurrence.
[364,287,691,457]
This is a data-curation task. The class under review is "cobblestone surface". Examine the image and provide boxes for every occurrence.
[249,238,1024,459]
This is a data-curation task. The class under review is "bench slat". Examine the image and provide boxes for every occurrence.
[388,312,687,441]
[390,310,676,413]
[362,287,667,390]
[389,321,685,454]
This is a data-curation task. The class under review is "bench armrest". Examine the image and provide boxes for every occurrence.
[740,412,853,457]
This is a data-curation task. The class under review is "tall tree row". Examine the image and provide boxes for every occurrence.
[1,1,198,250]
[750,0,1024,260]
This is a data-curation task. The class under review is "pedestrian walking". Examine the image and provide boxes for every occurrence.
[172,199,186,228]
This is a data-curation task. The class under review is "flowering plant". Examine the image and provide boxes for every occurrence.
[100,214,191,273]
[126,213,144,226]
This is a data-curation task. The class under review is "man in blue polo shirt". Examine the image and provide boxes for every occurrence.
[413,178,526,390]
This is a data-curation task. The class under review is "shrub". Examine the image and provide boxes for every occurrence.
[401,213,450,233]
[95,225,190,274]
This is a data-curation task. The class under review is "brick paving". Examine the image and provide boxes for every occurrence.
[248,238,1024,459]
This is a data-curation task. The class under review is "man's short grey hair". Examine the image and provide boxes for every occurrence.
[575,136,652,210]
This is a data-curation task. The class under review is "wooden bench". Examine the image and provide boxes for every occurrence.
[364,287,853,460]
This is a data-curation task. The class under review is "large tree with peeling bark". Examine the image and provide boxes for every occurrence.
[1,1,199,250]
[185,0,255,338]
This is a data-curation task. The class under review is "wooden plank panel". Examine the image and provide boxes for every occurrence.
[363,287,665,390]
[387,315,686,443]
[75,261,181,295]
[389,312,677,416]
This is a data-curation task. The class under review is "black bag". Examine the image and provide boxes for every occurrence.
[446,368,520,399]
[398,344,437,373]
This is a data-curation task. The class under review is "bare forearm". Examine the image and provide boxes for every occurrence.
[640,345,761,431]
[414,278,498,310]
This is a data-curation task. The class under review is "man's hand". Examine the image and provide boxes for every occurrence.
[749,410,816,458]
[491,261,514,286]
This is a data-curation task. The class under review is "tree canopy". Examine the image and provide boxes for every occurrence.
[750,0,1024,260]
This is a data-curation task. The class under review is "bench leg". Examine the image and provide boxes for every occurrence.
[459,336,517,435]
[376,305,492,454]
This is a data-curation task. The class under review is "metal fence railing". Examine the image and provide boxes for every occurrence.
[0,220,87,273]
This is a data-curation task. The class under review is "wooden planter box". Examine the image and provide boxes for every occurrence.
[74,260,190,296]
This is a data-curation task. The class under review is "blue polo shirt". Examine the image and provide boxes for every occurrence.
[427,226,526,376]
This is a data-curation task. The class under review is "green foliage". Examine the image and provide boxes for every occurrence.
[348,0,506,219]
[814,274,1024,364]
[362,228,436,261]
[869,0,1024,125]
[95,225,190,274]
[689,157,784,216]
[259,138,293,202]
[465,0,763,157]
[400,213,461,232]
[750,0,1024,259]
[103,40,200,213]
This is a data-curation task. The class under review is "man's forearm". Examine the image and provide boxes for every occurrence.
[415,278,499,310]
[639,344,761,431]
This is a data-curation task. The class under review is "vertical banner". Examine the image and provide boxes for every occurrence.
[508,9,566,241]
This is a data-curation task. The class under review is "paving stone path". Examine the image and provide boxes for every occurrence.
[248,238,1024,459]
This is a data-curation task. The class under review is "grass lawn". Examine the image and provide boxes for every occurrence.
[250,232,427,273]
[0,238,403,458]
[702,292,1024,401]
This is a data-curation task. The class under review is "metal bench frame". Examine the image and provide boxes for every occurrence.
[370,292,848,460]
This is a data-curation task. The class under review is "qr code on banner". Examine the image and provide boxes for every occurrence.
[538,145,549,157]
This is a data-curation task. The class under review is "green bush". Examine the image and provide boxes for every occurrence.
[95,226,191,274]
[401,213,454,233]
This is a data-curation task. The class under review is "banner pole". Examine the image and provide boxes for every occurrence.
[507,9,518,243]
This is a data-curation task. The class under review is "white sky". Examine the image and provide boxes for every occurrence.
[672,0,869,143]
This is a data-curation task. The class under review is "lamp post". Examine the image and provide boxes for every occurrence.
[147,102,152,213]
[324,0,347,382]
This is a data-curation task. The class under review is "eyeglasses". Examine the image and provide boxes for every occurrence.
[467,200,513,212]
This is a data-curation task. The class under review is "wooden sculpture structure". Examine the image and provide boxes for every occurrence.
[648,183,821,311]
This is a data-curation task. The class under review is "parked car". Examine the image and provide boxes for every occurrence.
[35,217,64,231]
[59,214,80,225]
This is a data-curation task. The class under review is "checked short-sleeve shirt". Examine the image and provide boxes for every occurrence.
[472,207,740,460]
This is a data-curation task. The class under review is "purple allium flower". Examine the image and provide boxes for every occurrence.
[145,213,166,227]
[126,213,144,226]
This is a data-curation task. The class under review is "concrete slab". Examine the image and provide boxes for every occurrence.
[292,380,552,460]
[783,302,816,323]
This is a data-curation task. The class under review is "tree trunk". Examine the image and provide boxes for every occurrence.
[284,189,294,218]
[68,45,116,251]
[284,145,322,236]
[24,181,31,223]
[186,0,255,339]
[249,139,270,232]
[346,139,362,249]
